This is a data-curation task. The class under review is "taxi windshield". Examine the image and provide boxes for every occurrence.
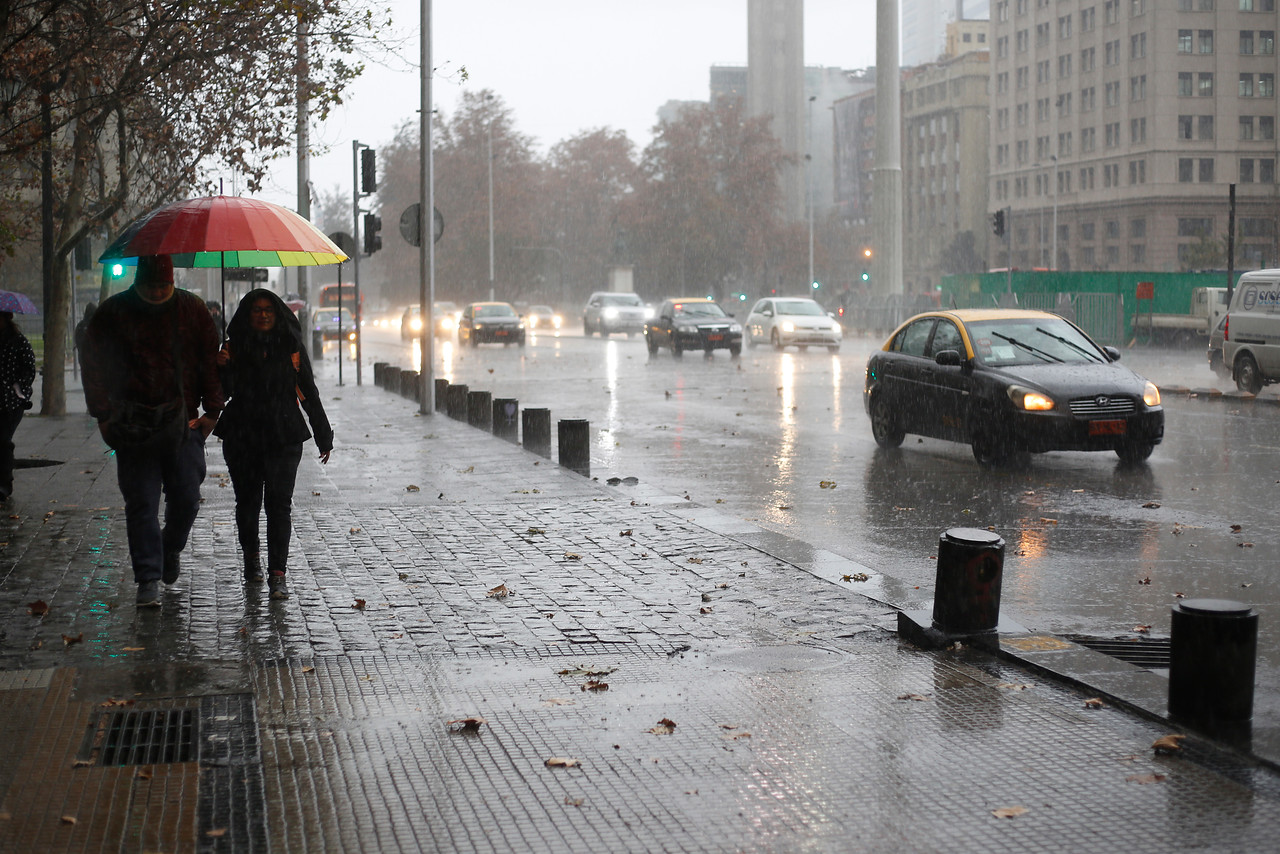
[966,317,1105,366]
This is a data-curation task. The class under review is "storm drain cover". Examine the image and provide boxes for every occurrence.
[79,706,198,766]
[1062,634,1171,669]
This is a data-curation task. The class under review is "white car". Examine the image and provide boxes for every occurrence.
[583,291,650,337]
[745,297,842,352]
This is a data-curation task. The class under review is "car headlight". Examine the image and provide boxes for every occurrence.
[552,315,563,328]
[518,321,526,329]
[1143,381,1161,407]
[1007,385,1054,411]
[441,317,455,331]
[781,321,795,333]
[603,307,619,320]
[729,323,742,334]
[644,306,656,319]
[347,331,357,341]
[410,318,423,332]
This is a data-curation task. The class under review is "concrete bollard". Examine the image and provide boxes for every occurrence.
[558,418,591,477]
[445,384,469,420]
[522,408,551,458]
[1169,599,1258,730]
[467,390,492,428]
[400,370,419,401]
[434,378,449,412]
[373,362,389,387]
[932,528,1004,634]
[383,366,402,394]
[492,398,519,443]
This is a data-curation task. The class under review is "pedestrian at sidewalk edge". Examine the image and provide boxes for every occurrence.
[214,288,333,601]
[0,311,36,501]
[82,254,224,608]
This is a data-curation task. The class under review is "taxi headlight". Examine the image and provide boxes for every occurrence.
[603,307,619,320]
[1008,386,1054,411]
[552,315,563,328]
[729,323,742,334]
[1143,381,1161,407]
[781,321,795,333]
[410,317,423,332]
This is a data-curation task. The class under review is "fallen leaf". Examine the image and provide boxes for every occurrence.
[991,806,1028,819]
[135,768,152,780]
[205,828,228,838]
[447,717,487,733]
[1231,524,1243,533]
[60,816,77,825]
[1138,576,1151,585]
[62,633,83,647]
[1242,582,1254,588]
[26,600,49,617]
[647,718,677,735]
[699,607,713,614]
[544,757,579,768]
[1173,591,1185,599]
[405,485,420,492]
[397,573,409,581]
[819,480,837,489]
[100,698,134,708]
[486,583,509,598]
[542,698,574,707]
[301,666,315,674]
[842,573,870,583]
[563,552,581,561]
[1039,517,1058,525]
[121,646,145,652]
[460,465,474,473]
[1152,734,1186,754]
[1238,542,1255,548]
[723,731,752,740]
[1133,624,1152,634]
[564,796,583,807]
[687,557,704,564]
[718,723,742,730]
[777,504,792,510]
[1126,774,1167,785]
[558,665,615,677]
[897,693,930,702]
[1142,502,1161,509]
[998,683,1032,692]
[352,599,366,610]
[349,527,362,534]
[581,680,609,692]
[619,529,633,537]
[527,527,546,535]
[71,759,92,768]
[311,491,321,496]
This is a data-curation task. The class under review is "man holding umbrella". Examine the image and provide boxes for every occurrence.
[82,254,224,608]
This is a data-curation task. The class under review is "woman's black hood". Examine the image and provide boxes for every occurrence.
[226,288,304,350]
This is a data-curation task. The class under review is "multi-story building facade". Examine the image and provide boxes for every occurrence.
[988,0,1280,273]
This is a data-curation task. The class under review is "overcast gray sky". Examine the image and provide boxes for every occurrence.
[255,0,879,210]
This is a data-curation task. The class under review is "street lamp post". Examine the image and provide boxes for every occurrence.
[486,96,495,301]
[807,95,816,290]
[1050,155,1059,271]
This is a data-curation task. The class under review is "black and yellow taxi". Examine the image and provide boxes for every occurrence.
[864,309,1164,465]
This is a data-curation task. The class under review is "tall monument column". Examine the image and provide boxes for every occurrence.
[748,0,805,224]
[873,0,904,297]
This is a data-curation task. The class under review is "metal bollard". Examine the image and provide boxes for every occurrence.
[311,329,324,360]
[400,370,419,401]
[434,378,449,412]
[492,398,519,443]
[931,528,1004,635]
[522,408,551,458]
[467,390,492,428]
[558,418,590,477]
[1169,599,1258,729]
[445,383,469,420]
[383,366,402,393]
[373,362,388,387]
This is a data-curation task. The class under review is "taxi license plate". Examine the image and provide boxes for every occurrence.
[1088,419,1126,436]
[707,334,724,342]
[495,330,509,336]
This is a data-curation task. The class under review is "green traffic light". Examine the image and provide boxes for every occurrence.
[860,269,870,282]
[811,281,820,290]
[109,262,125,278]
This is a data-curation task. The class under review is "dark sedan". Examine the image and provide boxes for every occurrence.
[458,301,526,347]
[644,298,743,357]
[864,309,1164,465]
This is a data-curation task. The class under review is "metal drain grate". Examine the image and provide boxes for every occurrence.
[1062,634,1171,669]
[79,706,198,766]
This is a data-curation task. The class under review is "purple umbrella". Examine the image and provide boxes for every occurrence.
[0,290,38,314]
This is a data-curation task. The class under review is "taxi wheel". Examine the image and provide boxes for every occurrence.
[869,394,904,448]
[672,339,684,357]
[971,418,1013,467]
[1236,354,1263,394]
[1116,441,1154,464]
[646,334,659,355]
[729,345,741,358]
[771,329,785,351]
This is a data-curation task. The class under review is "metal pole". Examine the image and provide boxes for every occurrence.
[807,95,815,290]
[1006,206,1013,296]
[296,16,311,305]
[487,111,495,302]
[1227,184,1236,305]
[1051,158,1059,271]
[873,0,903,297]
[347,139,362,387]
[418,0,435,414]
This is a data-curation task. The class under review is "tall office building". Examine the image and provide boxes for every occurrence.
[988,0,1279,272]
[748,0,806,222]
[904,0,991,66]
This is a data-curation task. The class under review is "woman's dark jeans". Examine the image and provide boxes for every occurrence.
[222,440,304,574]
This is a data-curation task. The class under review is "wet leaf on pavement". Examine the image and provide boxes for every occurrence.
[819,481,836,489]
[542,698,574,706]
[544,757,579,768]
[1142,502,1161,509]
[1084,698,1106,709]
[1238,542,1255,548]
[1138,576,1151,585]
[687,557,704,564]
[557,665,616,677]
[564,796,584,806]
[61,633,83,647]
[1231,524,1243,533]
[897,693,930,701]
[486,583,509,598]
[526,527,546,535]
[60,816,77,825]
[581,680,609,692]
[1039,517,1059,525]
[447,717,487,733]
[1173,591,1185,598]
[405,485,420,492]
[349,527,362,534]
[699,607,713,614]
[1126,774,1167,784]
[1133,624,1152,633]
[991,806,1028,819]
[71,759,92,768]
[619,529,633,537]
[647,718,677,735]
[352,599,366,610]
[1152,734,1186,754]
[205,828,228,838]
[998,683,1032,691]
[301,666,315,673]
[842,573,870,583]
[564,552,581,560]
[121,647,144,652]
[26,600,49,617]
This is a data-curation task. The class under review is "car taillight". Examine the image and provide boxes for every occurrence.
[1224,315,1229,341]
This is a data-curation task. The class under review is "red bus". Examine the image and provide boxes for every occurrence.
[318,283,362,309]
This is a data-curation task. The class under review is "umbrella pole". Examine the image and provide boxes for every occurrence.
[220,253,227,344]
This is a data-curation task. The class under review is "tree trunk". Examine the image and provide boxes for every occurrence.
[40,251,70,415]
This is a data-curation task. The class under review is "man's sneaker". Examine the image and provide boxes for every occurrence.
[136,580,161,607]
[162,551,181,585]
[244,553,264,583]
[268,572,289,600]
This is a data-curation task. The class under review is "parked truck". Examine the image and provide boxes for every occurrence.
[1132,286,1227,345]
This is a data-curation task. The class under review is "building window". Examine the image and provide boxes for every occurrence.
[1037,97,1050,122]
[1017,66,1029,89]
[1059,15,1073,39]
[1262,159,1275,182]
[998,72,1010,93]
[1178,72,1194,96]
[1261,31,1275,54]
[1178,158,1195,182]
[1241,218,1275,238]
[1058,170,1072,194]
[1081,7,1096,31]
[1017,102,1029,125]
[998,108,1009,130]
[1240,158,1255,182]
[1199,73,1214,95]
[1130,75,1146,101]
[1081,46,1096,72]
[1105,220,1121,239]
[1241,73,1254,96]
[1105,0,1118,24]
[1131,219,1146,238]
[1132,0,1147,14]
[1131,117,1147,142]
[1105,40,1120,65]
[1241,31,1255,54]
[1130,33,1147,59]
[1081,126,1096,150]
[1240,116,1255,139]
[1082,247,1096,266]
[997,0,1010,21]
[1017,29,1029,52]
[1198,115,1214,139]
[1131,245,1146,265]
[1080,166,1095,189]
[1081,87,1096,111]
[1199,158,1215,182]
[1201,0,1216,9]
[1129,160,1146,184]
[1105,122,1121,147]
[1058,93,1073,117]
[1059,131,1073,155]
[998,36,1009,59]
[1104,164,1120,186]
[1178,30,1193,53]
[1106,246,1120,265]
[1178,217,1213,237]
[1261,116,1275,139]
[1017,139,1029,162]
[1199,30,1215,54]
[1059,55,1072,78]
[1105,81,1120,105]
[1261,74,1275,97]
[1037,22,1050,46]
[1179,115,1194,139]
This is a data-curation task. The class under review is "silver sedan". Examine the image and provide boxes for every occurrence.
[745,297,842,352]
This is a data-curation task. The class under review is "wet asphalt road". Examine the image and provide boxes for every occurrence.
[346,324,1279,724]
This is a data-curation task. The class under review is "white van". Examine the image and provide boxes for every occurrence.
[1222,269,1280,393]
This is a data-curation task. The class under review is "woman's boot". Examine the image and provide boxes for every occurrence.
[268,571,289,600]
[244,553,264,583]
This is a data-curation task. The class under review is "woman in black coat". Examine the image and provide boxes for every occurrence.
[0,311,36,501]
[214,289,333,600]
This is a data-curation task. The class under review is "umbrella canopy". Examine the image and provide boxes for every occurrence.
[99,195,347,267]
[0,290,39,314]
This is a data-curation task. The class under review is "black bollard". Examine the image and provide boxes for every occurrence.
[467,390,492,428]
[311,329,324,361]
[558,418,591,477]
[383,366,402,394]
[931,528,1004,635]
[445,384,469,420]
[373,362,388,387]
[400,370,419,401]
[1169,599,1258,729]
[522,408,551,458]
[492,398,519,443]
[434,378,449,412]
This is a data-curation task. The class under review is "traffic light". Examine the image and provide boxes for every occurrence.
[108,261,126,279]
[862,248,872,259]
[360,148,377,194]
[362,213,382,255]
[991,209,1006,237]
[811,280,821,291]
[860,268,870,282]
